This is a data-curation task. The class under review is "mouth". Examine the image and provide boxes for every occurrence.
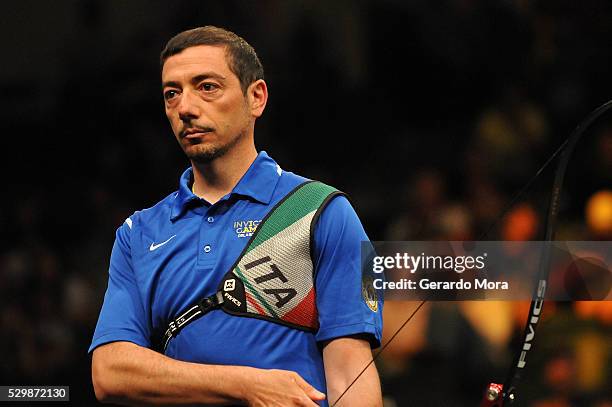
[182,127,214,140]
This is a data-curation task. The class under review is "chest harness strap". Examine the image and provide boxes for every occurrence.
[160,181,344,352]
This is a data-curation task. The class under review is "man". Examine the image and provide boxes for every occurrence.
[90,26,382,406]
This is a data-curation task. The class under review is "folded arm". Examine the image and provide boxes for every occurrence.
[92,341,325,406]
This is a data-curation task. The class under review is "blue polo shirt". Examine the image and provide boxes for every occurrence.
[89,151,382,402]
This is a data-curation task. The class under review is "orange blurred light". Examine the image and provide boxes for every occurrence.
[586,190,612,237]
[574,301,612,324]
[502,203,539,241]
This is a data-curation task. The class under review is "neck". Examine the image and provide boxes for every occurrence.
[191,140,258,204]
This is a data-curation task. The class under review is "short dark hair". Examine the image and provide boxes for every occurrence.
[160,26,264,94]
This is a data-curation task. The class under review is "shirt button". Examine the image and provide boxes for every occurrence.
[207,216,214,223]
[203,245,212,253]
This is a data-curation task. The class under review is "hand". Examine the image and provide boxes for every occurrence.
[242,368,326,406]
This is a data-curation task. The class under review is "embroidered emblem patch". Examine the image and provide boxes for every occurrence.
[362,276,378,312]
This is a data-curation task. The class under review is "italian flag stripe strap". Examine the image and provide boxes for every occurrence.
[246,181,340,253]
[219,180,345,332]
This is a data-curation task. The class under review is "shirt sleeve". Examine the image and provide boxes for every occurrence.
[313,195,383,348]
[88,219,152,353]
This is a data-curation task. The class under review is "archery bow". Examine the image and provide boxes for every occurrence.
[482,99,612,406]
[332,99,612,407]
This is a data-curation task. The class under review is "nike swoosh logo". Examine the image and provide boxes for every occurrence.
[149,235,176,251]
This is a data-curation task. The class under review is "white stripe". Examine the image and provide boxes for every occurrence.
[177,305,200,321]
[125,218,132,229]
[179,310,202,327]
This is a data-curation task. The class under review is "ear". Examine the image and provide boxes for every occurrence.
[247,79,268,118]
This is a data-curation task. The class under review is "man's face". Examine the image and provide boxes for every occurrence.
[162,45,252,163]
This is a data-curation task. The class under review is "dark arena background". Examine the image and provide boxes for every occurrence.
[1,1,611,406]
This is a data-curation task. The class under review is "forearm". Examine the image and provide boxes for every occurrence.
[92,341,249,406]
[326,362,382,407]
[323,338,383,407]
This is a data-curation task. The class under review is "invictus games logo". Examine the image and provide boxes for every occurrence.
[362,276,378,312]
[233,219,261,238]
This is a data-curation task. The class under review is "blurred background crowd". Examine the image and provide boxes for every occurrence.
[0,0,610,405]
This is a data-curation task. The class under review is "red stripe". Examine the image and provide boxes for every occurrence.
[282,288,318,329]
[245,292,267,316]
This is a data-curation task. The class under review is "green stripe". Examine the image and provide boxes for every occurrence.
[246,182,337,253]
[234,266,279,318]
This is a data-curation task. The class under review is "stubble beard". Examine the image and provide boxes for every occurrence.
[185,130,245,164]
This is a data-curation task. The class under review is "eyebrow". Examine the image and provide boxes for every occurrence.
[162,73,227,89]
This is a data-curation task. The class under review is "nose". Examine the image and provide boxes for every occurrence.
[177,89,200,122]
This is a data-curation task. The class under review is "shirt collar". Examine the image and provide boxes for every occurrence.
[170,151,282,221]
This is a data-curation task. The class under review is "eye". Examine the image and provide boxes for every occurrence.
[199,82,219,92]
[163,89,179,101]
